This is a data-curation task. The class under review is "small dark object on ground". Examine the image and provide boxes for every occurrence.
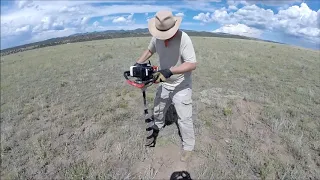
[170,171,192,180]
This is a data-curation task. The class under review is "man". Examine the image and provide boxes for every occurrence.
[135,10,197,162]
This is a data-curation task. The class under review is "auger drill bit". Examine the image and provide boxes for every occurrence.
[142,89,159,147]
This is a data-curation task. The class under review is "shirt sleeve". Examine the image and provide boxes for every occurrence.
[148,37,156,53]
[181,35,196,63]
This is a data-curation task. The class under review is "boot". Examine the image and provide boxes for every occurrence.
[180,150,192,162]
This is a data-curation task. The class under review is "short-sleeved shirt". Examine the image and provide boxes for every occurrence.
[148,30,196,90]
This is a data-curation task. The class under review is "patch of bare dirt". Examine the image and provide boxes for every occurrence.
[196,88,297,178]
[133,142,205,180]
[233,99,295,163]
[230,98,262,133]
[199,88,243,109]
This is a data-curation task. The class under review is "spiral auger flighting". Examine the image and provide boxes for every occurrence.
[123,61,159,147]
[142,89,159,147]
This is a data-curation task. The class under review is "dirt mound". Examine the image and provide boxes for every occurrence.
[196,88,298,179]
[230,98,262,133]
[198,87,262,129]
[132,125,204,180]
[199,88,244,109]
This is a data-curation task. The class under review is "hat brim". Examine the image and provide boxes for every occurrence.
[148,16,182,40]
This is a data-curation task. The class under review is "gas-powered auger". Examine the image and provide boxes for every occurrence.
[123,61,160,147]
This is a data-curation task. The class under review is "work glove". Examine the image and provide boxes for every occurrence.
[153,69,173,83]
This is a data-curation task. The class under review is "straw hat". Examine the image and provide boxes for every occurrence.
[148,10,182,40]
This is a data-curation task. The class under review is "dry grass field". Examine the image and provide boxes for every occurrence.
[1,36,320,180]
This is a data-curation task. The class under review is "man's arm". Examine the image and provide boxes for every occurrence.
[170,62,196,74]
[136,49,154,64]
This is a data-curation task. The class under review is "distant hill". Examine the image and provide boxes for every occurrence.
[0,28,282,56]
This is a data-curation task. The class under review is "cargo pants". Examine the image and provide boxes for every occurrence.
[153,84,195,151]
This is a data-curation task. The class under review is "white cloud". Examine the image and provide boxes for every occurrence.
[93,21,99,27]
[52,21,64,30]
[228,5,238,11]
[59,6,82,14]
[232,5,275,29]
[15,25,31,33]
[194,2,319,43]
[213,23,262,38]
[1,2,176,33]
[113,17,126,23]
[273,3,319,41]
[183,0,221,4]
[227,0,248,7]
[41,16,54,30]
[0,1,178,49]
[193,12,211,23]
[211,9,233,23]
[102,16,117,21]
[185,0,221,1]
[16,0,35,9]
[112,13,134,24]
[81,17,90,25]
[175,12,185,17]
[178,0,217,11]
[181,22,200,26]
[244,0,302,6]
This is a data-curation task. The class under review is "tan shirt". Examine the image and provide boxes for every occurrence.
[148,30,196,90]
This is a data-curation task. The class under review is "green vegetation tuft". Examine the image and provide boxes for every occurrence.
[96,53,113,62]
[223,107,232,116]
[118,101,128,109]
[64,161,90,180]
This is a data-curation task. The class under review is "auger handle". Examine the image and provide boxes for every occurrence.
[123,71,130,80]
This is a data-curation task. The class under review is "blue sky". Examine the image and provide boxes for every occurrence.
[1,0,319,50]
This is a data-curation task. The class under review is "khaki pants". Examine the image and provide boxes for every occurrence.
[153,84,195,151]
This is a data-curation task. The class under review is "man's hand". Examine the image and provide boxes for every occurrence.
[153,69,173,83]
[133,62,144,66]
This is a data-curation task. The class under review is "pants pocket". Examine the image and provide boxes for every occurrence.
[173,88,193,120]
[181,98,192,105]
[177,88,192,105]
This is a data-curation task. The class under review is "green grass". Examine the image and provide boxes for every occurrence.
[64,160,90,180]
[1,36,319,179]
[223,107,232,116]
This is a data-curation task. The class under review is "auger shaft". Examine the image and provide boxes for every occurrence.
[143,88,159,147]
